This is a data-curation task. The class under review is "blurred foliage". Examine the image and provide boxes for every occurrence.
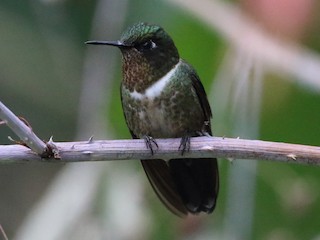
[0,0,320,239]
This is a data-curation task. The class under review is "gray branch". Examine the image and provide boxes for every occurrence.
[0,101,47,155]
[1,99,319,165]
[1,136,320,165]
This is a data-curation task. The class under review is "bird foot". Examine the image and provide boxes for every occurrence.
[179,135,191,156]
[143,135,158,155]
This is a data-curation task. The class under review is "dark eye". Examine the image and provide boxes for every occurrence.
[137,40,157,51]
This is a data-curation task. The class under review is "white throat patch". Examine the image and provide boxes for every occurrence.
[130,61,181,100]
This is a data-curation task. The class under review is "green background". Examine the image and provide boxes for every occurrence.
[0,0,320,239]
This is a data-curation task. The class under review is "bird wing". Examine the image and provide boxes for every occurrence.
[190,70,213,134]
[163,62,218,213]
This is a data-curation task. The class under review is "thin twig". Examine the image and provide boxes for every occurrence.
[0,224,8,240]
[0,101,47,155]
[0,137,319,165]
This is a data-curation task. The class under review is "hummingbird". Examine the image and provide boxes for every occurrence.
[86,22,219,217]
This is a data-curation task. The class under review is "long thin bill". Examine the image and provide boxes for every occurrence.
[85,40,128,47]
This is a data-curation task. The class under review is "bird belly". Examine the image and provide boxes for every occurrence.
[137,99,176,138]
[121,76,205,139]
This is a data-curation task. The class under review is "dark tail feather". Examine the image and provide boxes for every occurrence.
[141,158,219,216]
[169,158,219,213]
[141,159,188,217]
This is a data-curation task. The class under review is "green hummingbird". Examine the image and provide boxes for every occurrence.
[86,22,219,217]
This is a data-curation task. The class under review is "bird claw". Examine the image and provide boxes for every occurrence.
[143,135,158,155]
[179,130,211,156]
[179,135,191,156]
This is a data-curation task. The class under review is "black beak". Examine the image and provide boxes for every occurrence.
[85,40,130,48]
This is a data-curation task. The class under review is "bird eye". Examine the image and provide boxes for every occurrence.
[137,40,157,51]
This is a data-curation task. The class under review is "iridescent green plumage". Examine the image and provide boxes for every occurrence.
[86,22,219,216]
[120,23,162,44]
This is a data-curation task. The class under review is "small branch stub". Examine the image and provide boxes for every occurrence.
[42,137,61,159]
